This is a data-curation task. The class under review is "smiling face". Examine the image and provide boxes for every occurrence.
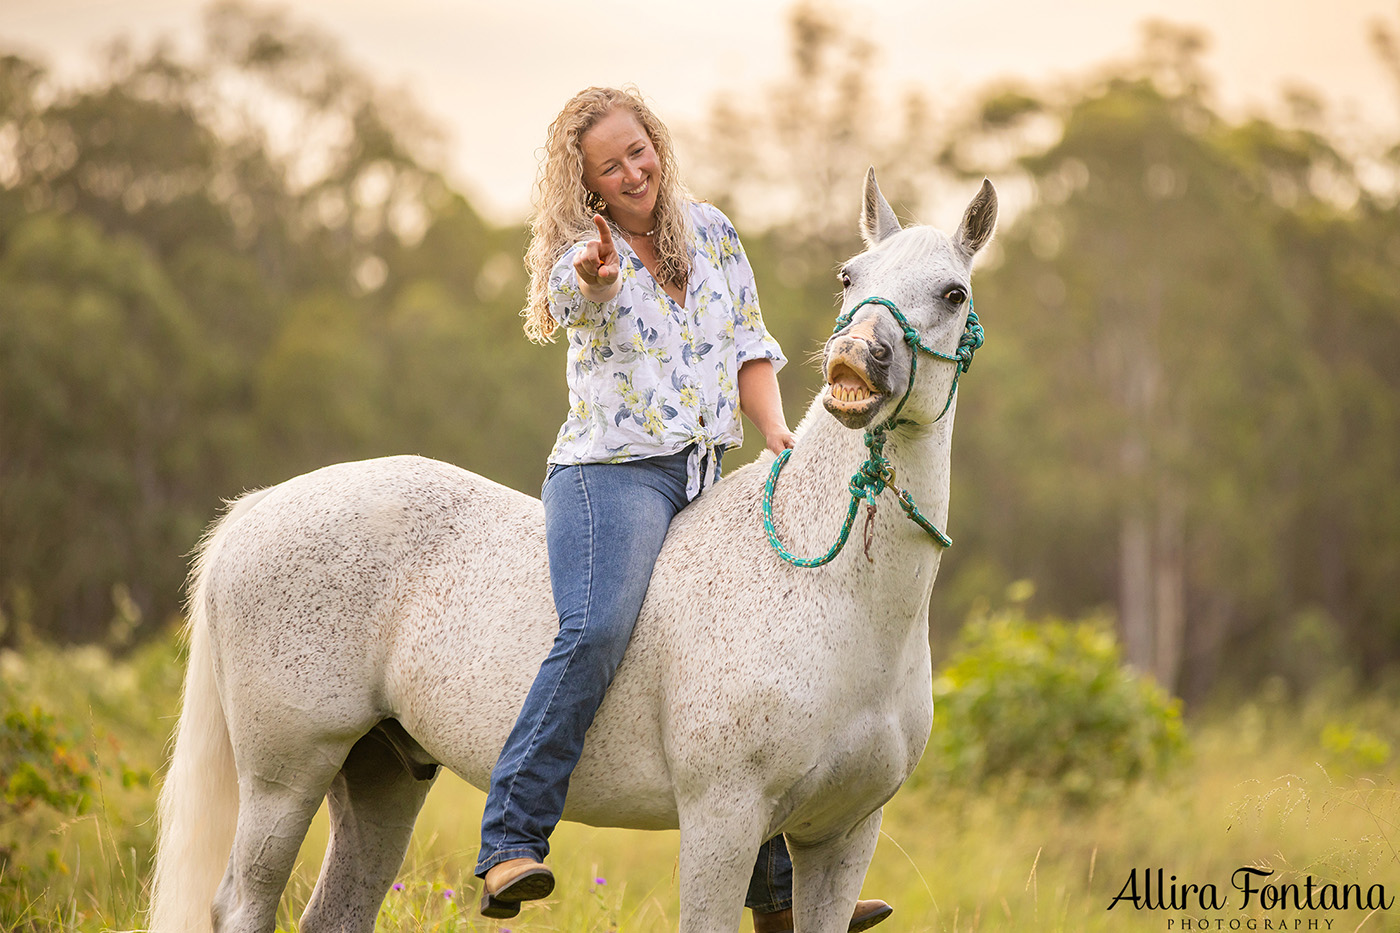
[580,108,660,233]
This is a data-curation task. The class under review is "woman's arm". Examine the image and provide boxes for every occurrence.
[738,359,796,456]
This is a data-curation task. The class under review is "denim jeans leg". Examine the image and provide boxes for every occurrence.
[476,446,802,910]
[745,835,795,913]
[476,455,689,876]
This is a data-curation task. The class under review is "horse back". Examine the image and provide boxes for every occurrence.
[201,456,554,761]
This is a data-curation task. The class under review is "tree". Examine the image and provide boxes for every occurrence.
[0,3,557,643]
[941,24,1400,696]
[689,9,1400,696]
[0,211,205,640]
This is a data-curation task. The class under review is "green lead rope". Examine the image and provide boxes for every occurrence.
[762,296,983,567]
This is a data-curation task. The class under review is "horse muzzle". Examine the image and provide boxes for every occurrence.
[822,320,897,428]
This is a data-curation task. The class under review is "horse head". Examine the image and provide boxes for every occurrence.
[822,169,998,430]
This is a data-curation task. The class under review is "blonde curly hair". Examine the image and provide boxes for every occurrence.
[522,86,694,343]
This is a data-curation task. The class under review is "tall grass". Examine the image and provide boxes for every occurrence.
[3,640,1398,931]
[1,639,180,930]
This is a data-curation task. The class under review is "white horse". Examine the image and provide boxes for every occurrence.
[149,170,997,933]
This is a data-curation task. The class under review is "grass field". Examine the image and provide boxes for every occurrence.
[3,639,1398,932]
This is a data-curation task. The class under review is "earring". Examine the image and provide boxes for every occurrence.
[585,190,608,215]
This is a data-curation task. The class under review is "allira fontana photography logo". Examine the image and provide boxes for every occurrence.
[1106,866,1393,930]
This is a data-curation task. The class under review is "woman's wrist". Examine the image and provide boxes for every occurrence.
[756,415,790,441]
[580,278,621,304]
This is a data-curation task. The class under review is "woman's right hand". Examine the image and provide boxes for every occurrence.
[574,214,621,301]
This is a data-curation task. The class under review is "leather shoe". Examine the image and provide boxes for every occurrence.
[752,898,894,933]
[479,858,555,919]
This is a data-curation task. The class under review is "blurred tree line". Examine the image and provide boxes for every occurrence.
[0,2,561,647]
[689,5,1400,701]
[2,2,1398,702]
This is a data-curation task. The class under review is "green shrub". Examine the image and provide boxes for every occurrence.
[0,641,170,925]
[1,705,97,817]
[921,605,1187,804]
[0,699,99,913]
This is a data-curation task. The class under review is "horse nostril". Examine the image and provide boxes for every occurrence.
[871,343,889,361]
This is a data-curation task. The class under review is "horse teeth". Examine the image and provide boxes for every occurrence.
[829,384,873,403]
[823,383,868,400]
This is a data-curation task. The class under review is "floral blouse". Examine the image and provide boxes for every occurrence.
[547,201,786,500]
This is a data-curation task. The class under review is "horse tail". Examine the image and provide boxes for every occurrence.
[149,488,271,933]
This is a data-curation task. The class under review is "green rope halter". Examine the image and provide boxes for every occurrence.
[762,296,984,567]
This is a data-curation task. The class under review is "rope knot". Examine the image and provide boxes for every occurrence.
[955,308,984,374]
[848,427,896,502]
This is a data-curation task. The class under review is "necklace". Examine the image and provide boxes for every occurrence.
[616,220,657,238]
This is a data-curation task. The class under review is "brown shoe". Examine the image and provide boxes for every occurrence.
[752,898,894,933]
[479,858,555,919]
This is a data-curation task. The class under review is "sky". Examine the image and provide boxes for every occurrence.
[3,0,1398,223]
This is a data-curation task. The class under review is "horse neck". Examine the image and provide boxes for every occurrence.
[778,395,956,618]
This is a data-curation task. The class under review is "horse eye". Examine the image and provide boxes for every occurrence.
[839,271,852,288]
[944,287,967,304]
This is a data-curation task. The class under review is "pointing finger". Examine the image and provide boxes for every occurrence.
[593,214,614,250]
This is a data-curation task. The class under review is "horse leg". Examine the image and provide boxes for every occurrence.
[299,726,436,933]
[788,809,883,933]
[677,795,771,933]
[210,762,337,933]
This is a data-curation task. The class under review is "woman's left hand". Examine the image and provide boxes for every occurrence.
[765,429,797,457]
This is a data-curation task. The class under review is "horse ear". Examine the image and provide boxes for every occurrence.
[861,167,901,246]
[954,178,998,259]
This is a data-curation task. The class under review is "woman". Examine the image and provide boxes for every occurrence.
[476,86,891,933]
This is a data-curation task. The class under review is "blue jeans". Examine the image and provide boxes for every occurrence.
[476,445,794,912]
